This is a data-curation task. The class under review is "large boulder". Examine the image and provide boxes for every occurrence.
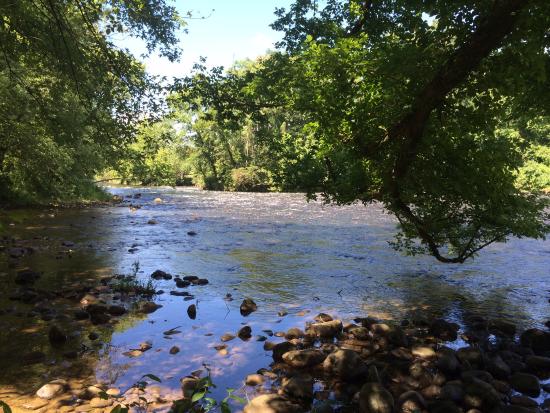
[510,372,541,397]
[309,320,343,338]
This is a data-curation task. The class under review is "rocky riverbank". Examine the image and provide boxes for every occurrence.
[1,263,549,413]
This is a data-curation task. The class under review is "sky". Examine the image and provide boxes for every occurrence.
[116,0,294,79]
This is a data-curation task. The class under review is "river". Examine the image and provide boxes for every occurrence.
[0,186,548,407]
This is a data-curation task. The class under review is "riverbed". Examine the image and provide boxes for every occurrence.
[0,186,548,407]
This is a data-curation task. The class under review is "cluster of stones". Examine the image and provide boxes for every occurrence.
[241,314,550,413]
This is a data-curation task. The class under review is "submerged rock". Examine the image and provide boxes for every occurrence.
[243,394,302,413]
[238,325,252,340]
[138,301,162,314]
[151,270,172,280]
[282,349,326,368]
[187,304,197,319]
[240,298,258,316]
[48,325,67,347]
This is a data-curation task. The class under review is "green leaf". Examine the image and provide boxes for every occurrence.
[0,401,12,413]
[110,405,128,413]
[98,391,109,400]
[191,390,206,403]
[220,401,231,413]
[230,395,246,404]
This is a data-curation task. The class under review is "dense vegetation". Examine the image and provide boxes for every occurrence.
[1,0,549,261]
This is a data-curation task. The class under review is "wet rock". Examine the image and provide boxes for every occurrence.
[272,341,296,362]
[36,380,65,399]
[221,333,235,342]
[240,298,258,316]
[187,304,197,319]
[89,397,112,408]
[429,400,461,413]
[463,377,501,408]
[315,313,334,322]
[457,347,482,366]
[310,320,342,338]
[243,394,302,413]
[180,377,199,399]
[88,332,99,340]
[396,390,426,413]
[238,325,252,340]
[323,349,364,380]
[175,279,190,288]
[524,355,550,372]
[281,375,314,402]
[509,372,540,397]
[170,346,180,355]
[187,231,197,236]
[245,374,264,386]
[510,395,538,408]
[486,354,511,379]
[285,327,304,340]
[147,219,158,225]
[138,301,162,314]
[140,341,153,351]
[489,320,517,337]
[15,269,41,285]
[194,278,209,285]
[22,398,50,410]
[283,349,326,368]
[429,319,459,341]
[151,270,172,280]
[441,382,465,403]
[48,325,67,347]
[182,275,199,282]
[520,328,550,354]
[359,382,394,413]
[90,312,110,325]
[349,326,370,340]
[107,305,126,316]
[412,346,436,359]
[436,350,460,375]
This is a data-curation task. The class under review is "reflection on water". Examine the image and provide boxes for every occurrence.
[0,186,548,400]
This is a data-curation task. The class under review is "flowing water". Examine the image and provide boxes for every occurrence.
[0,187,548,404]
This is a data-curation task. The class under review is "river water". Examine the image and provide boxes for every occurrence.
[0,187,548,405]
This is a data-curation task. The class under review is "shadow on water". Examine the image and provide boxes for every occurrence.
[0,186,548,401]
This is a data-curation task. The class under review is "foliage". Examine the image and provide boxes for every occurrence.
[229,166,270,192]
[172,0,550,262]
[0,0,182,203]
[0,401,12,413]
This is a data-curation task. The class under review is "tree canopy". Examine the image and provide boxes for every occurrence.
[0,0,182,202]
[172,0,549,262]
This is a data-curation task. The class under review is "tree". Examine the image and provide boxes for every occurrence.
[177,0,549,262]
[0,0,182,202]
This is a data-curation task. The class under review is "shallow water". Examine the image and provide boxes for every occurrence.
[0,186,549,404]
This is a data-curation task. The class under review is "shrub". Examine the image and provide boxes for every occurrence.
[229,166,270,192]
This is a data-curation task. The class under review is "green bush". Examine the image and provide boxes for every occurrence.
[229,166,270,192]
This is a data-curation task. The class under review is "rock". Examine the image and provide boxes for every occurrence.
[510,395,538,408]
[285,328,304,340]
[359,382,394,413]
[15,269,41,285]
[314,313,334,322]
[272,341,296,362]
[175,279,190,288]
[170,346,180,354]
[323,349,364,380]
[187,304,197,319]
[140,341,153,351]
[441,382,465,403]
[90,312,110,325]
[138,301,162,314]
[181,377,199,399]
[349,326,370,340]
[23,351,46,365]
[153,197,162,203]
[151,270,172,280]
[520,328,550,354]
[281,375,314,402]
[238,325,252,340]
[412,346,436,359]
[509,372,540,397]
[457,347,482,366]
[396,391,426,413]
[489,320,517,337]
[525,355,550,372]
[221,333,235,342]
[310,320,343,338]
[182,275,199,282]
[243,394,302,413]
[240,298,258,316]
[463,377,501,408]
[89,397,112,408]
[48,325,67,347]
[436,351,460,374]
[429,400,461,413]
[107,305,126,316]
[147,219,158,225]
[282,349,326,368]
[187,231,197,236]
[88,331,99,340]
[486,354,511,379]
[22,398,49,410]
[195,278,209,285]
[36,381,65,399]
[245,374,264,386]
[429,319,459,341]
